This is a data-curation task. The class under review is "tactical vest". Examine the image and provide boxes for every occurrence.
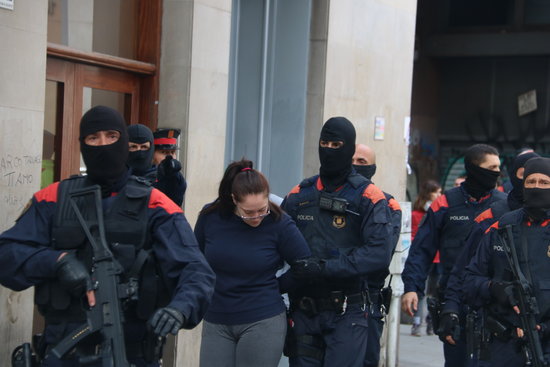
[439,187,506,285]
[287,173,373,293]
[34,175,169,323]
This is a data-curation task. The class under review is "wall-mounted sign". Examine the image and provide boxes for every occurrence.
[518,89,537,116]
[374,116,385,140]
[0,0,13,10]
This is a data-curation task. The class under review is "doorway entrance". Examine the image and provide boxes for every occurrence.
[43,44,156,184]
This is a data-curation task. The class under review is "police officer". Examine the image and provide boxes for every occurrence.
[282,117,393,367]
[352,143,402,367]
[464,157,550,367]
[439,151,538,365]
[0,106,215,366]
[401,144,506,367]
[128,124,187,206]
[151,128,187,207]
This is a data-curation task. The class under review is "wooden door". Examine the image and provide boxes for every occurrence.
[45,45,155,181]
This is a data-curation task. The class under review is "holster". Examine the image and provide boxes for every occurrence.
[283,312,297,357]
[142,327,165,363]
[485,314,513,342]
[427,297,442,333]
[11,343,37,367]
[380,286,392,314]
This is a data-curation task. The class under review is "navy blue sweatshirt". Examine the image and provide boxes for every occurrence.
[194,207,311,325]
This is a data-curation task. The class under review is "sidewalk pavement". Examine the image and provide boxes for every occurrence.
[398,323,445,367]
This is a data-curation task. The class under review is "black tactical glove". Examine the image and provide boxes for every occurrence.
[55,252,92,298]
[437,311,460,344]
[157,155,182,177]
[148,307,185,337]
[290,258,325,279]
[490,280,518,308]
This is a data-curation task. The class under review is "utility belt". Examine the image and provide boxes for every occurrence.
[291,291,368,317]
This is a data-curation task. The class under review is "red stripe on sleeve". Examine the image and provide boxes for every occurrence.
[316,178,324,191]
[148,188,183,214]
[288,185,301,195]
[475,208,494,223]
[362,184,386,204]
[430,195,449,213]
[388,198,401,211]
[34,182,59,203]
[485,221,499,234]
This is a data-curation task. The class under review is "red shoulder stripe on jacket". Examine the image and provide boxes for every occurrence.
[485,221,500,234]
[316,178,324,191]
[362,184,385,204]
[149,188,183,214]
[288,185,301,195]
[34,182,60,203]
[475,208,494,223]
[388,198,401,211]
[430,194,449,213]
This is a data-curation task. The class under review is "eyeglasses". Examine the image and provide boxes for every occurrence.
[238,208,271,220]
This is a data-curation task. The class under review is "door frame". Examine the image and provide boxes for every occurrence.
[46,44,156,179]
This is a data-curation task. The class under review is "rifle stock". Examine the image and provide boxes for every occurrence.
[50,185,133,367]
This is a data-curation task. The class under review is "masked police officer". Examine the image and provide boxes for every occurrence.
[352,143,402,367]
[127,124,187,206]
[281,117,393,367]
[464,156,550,366]
[437,151,538,365]
[401,144,506,367]
[0,106,215,366]
[150,128,187,207]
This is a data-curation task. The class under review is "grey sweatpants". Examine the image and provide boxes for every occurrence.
[200,312,287,367]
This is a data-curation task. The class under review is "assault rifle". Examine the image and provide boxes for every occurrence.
[499,225,548,367]
[50,185,134,367]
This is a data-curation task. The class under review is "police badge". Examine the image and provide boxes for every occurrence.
[332,215,346,229]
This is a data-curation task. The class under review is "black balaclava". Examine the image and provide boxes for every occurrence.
[319,117,356,192]
[463,157,500,200]
[79,106,129,193]
[354,164,376,181]
[507,151,539,209]
[523,157,550,221]
[127,124,154,175]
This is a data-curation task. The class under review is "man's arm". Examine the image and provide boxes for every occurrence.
[463,229,495,310]
[148,189,215,329]
[402,196,447,297]
[322,184,393,278]
[0,187,63,290]
[154,158,186,206]
[443,222,486,313]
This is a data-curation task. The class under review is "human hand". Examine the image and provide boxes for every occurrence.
[148,307,185,337]
[290,258,325,279]
[438,312,460,345]
[490,280,518,309]
[56,252,95,306]
[158,156,181,177]
[401,292,418,317]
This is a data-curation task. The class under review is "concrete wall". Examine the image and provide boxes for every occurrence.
[0,1,48,363]
[310,0,417,200]
[159,0,232,366]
